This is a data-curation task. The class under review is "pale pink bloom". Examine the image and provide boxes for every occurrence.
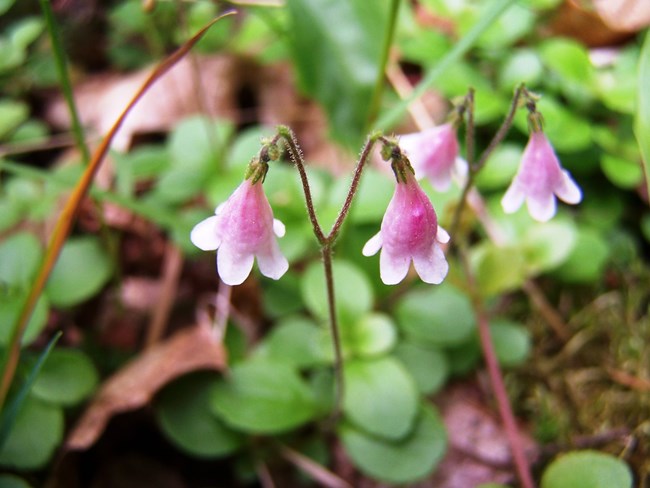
[501,131,582,222]
[363,170,449,285]
[191,179,288,285]
[399,124,467,191]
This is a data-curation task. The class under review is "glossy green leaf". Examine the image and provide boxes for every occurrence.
[0,100,28,140]
[0,396,63,469]
[490,319,531,367]
[471,242,527,296]
[0,0,16,15]
[254,315,327,368]
[540,37,595,103]
[349,313,397,357]
[635,34,650,198]
[522,220,577,274]
[396,285,475,346]
[156,373,243,458]
[541,450,633,488]
[211,360,317,434]
[470,3,535,50]
[45,236,114,307]
[31,349,98,406]
[499,49,543,91]
[0,292,48,345]
[553,227,610,284]
[343,357,418,440]
[394,342,449,395]
[0,474,33,488]
[0,232,42,288]
[475,143,522,191]
[301,260,373,323]
[286,0,388,146]
[600,154,644,189]
[340,404,447,484]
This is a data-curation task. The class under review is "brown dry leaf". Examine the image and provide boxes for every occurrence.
[593,0,650,32]
[46,55,239,152]
[66,324,226,451]
[427,381,538,488]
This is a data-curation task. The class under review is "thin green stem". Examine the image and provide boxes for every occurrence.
[366,0,401,128]
[450,84,524,240]
[322,246,344,423]
[326,135,380,242]
[38,0,90,164]
[277,127,326,244]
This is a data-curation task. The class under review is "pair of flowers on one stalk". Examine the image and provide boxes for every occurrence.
[191,125,581,286]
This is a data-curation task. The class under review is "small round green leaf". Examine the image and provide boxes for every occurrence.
[522,220,577,275]
[541,450,633,488]
[343,357,418,440]
[396,285,475,346]
[0,396,63,469]
[600,154,644,189]
[0,292,48,345]
[349,313,396,357]
[490,320,531,367]
[211,360,317,434]
[553,228,609,284]
[31,349,98,406]
[45,237,113,307]
[254,315,327,368]
[0,474,33,488]
[156,373,243,458]
[471,242,528,296]
[394,342,449,395]
[301,260,373,322]
[340,404,447,484]
[0,232,42,288]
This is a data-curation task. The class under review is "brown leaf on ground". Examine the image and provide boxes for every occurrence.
[427,380,538,488]
[65,324,226,451]
[593,0,650,32]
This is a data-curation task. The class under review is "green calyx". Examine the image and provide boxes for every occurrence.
[381,139,414,184]
[244,158,269,184]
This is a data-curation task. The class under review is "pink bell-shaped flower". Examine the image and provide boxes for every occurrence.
[501,130,581,222]
[363,149,449,285]
[190,160,288,286]
[399,123,467,192]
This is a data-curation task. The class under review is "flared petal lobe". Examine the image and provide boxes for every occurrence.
[502,131,582,222]
[190,179,288,285]
[364,171,449,285]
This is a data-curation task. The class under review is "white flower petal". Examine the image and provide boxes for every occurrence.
[217,244,254,286]
[257,242,289,280]
[190,216,221,251]
[501,182,525,214]
[214,202,226,215]
[526,193,556,223]
[362,232,383,257]
[379,250,410,285]
[437,226,450,244]
[273,218,286,238]
[413,244,448,285]
[429,170,453,192]
[555,170,582,204]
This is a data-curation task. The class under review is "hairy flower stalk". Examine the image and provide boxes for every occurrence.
[363,142,449,285]
[502,113,582,222]
[190,152,288,286]
[399,123,467,191]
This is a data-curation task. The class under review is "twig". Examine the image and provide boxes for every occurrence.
[281,445,353,488]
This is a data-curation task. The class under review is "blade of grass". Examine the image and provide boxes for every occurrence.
[38,0,90,164]
[635,30,650,198]
[375,0,517,130]
[0,11,236,414]
[0,332,62,450]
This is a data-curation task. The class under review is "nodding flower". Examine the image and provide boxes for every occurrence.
[501,130,581,222]
[363,142,449,285]
[190,158,288,286]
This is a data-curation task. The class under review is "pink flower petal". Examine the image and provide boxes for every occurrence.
[190,216,222,251]
[217,244,255,286]
[413,244,448,285]
[526,192,556,223]
[501,182,525,214]
[257,241,289,280]
[555,170,582,204]
[362,232,383,257]
[380,250,410,285]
